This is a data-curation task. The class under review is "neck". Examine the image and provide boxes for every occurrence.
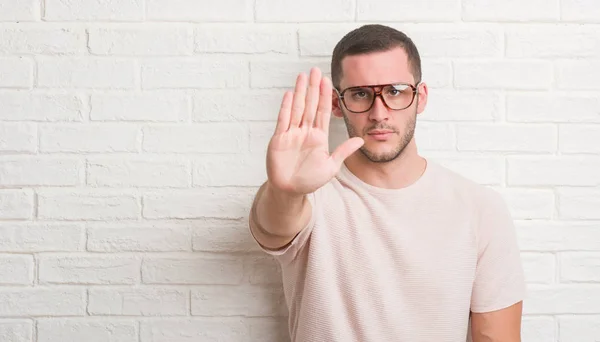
[343,139,427,190]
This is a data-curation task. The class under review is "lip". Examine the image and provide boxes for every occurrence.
[367,130,394,141]
[368,130,394,135]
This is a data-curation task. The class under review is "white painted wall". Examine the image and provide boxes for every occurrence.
[0,0,599,341]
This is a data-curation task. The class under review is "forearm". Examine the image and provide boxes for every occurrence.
[253,181,311,239]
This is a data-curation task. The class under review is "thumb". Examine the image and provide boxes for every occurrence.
[330,137,364,167]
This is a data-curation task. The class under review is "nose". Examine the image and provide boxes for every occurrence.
[368,95,390,122]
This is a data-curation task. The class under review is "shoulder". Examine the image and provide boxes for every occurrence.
[430,161,506,208]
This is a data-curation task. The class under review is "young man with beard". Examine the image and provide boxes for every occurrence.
[248,24,526,342]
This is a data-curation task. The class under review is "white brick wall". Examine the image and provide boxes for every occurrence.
[0,1,599,341]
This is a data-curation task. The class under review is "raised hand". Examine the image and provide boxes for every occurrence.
[266,67,364,196]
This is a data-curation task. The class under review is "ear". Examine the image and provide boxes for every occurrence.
[332,92,344,118]
[416,82,428,115]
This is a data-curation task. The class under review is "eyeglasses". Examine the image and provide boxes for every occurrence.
[335,82,420,113]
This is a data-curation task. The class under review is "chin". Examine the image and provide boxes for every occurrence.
[359,146,403,163]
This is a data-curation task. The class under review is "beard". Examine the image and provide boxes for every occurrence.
[343,109,417,163]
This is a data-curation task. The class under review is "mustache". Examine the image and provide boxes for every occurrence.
[364,125,398,133]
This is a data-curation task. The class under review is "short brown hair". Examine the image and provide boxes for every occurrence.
[330,24,422,89]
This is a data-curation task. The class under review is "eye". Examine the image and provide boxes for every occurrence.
[349,89,370,100]
[387,88,400,96]
[386,84,410,97]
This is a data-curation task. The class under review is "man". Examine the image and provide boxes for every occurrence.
[248,24,526,342]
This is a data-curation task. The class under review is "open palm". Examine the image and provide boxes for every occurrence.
[266,68,364,196]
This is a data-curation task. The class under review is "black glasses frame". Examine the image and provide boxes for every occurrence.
[335,81,421,113]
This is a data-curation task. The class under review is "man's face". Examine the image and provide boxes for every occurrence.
[333,47,427,163]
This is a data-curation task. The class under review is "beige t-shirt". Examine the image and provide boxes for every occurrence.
[250,159,526,342]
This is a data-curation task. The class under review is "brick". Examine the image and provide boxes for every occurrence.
[357,0,460,22]
[245,256,282,285]
[496,188,555,220]
[37,58,135,89]
[422,60,452,88]
[0,123,36,153]
[0,27,85,54]
[0,157,82,187]
[257,0,353,22]
[142,255,244,285]
[89,27,192,56]
[521,253,554,284]
[44,0,143,21]
[37,319,136,342]
[87,157,190,188]
[0,288,84,316]
[0,0,38,21]
[191,285,286,316]
[506,25,600,58]
[0,255,34,285]
[429,156,504,185]
[454,60,553,90]
[0,92,84,121]
[0,190,33,220]
[0,223,83,252]
[457,124,557,153]
[146,0,250,21]
[88,288,188,316]
[249,122,277,154]
[140,319,247,342]
[507,156,600,186]
[193,155,266,187]
[91,91,189,122]
[405,25,502,58]
[248,318,289,342]
[195,26,295,54]
[0,57,33,88]
[0,320,32,342]
[38,190,139,221]
[558,188,600,220]
[142,58,248,89]
[462,0,559,21]
[192,222,258,252]
[143,188,255,219]
[560,252,600,282]
[507,93,600,123]
[423,90,501,121]
[560,125,600,154]
[250,60,330,88]
[524,285,600,314]
[522,317,555,342]
[414,123,455,151]
[142,124,247,153]
[561,0,600,22]
[298,25,360,56]
[39,124,139,153]
[517,221,600,252]
[556,60,600,90]
[559,316,600,341]
[193,89,282,122]
[87,223,191,252]
[39,255,140,285]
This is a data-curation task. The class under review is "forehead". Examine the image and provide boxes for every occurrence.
[338,46,414,89]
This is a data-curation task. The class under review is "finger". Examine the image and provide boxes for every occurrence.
[301,67,322,128]
[274,91,293,134]
[331,137,364,167]
[289,73,308,129]
[314,76,333,132]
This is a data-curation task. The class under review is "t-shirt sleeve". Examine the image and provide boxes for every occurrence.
[248,189,318,265]
[470,188,527,313]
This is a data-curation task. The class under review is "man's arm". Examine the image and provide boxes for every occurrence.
[471,301,523,342]
[249,180,312,250]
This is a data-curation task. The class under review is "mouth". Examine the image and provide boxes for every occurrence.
[367,130,394,141]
